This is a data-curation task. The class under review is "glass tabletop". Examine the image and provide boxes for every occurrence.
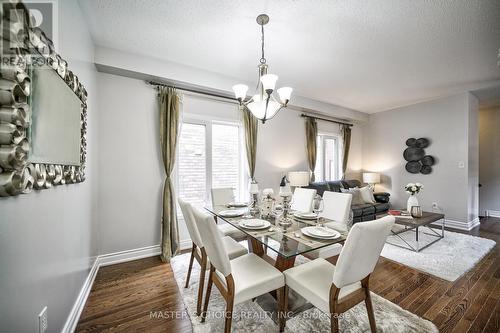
[205,205,347,259]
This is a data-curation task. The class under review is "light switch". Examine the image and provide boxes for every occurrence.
[458,161,465,169]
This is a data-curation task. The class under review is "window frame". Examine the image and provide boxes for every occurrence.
[316,132,343,181]
[174,116,248,206]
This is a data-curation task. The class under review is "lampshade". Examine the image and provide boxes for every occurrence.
[363,172,380,184]
[260,74,278,91]
[277,87,293,103]
[288,171,310,187]
[232,84,248,100]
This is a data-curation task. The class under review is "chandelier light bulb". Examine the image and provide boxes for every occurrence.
[232,84,249,100]
[260,74,278,92]
[277,87,293,104]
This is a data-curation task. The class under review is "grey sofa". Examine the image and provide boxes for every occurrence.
[305,179,390,223]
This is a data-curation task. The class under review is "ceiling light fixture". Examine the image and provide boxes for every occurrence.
[232,14,292,123]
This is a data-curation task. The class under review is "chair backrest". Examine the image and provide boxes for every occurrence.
[333,216,395,288]
[191,205,232,277]
[291,188,317,212]
[211,188,235,207]
[178,198,203,248]
[319,191,352,223]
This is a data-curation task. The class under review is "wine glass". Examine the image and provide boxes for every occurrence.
[312,194,324,225]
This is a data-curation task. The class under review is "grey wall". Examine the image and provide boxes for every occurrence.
[362,92,479,228]
[479,106,500,215]
[96,72,364,253]
[0,1,98,332]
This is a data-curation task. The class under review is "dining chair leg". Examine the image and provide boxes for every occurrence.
[362,276,376,332]
[330,314,339,333]
[196,250,207,316]
[224,295,234,333]
[277,286,286,332]
[185,245,195,288]
[201,267,214,323]
[364,288,376,332]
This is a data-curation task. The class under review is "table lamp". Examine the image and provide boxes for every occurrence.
[363,172,380,190]
[287,171,310,188]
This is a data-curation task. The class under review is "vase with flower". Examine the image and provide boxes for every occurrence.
[405,182,423,213]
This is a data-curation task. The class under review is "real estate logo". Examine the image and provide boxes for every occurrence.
[1,0,58,63]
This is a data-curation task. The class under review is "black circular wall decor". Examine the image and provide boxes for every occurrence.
[404,147,425,161]
[406,161,422,174]
[403,138,435,174]
[421,155,435,166]
[406,138,417,147]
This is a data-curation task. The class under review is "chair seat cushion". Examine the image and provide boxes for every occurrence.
[306,243,342,260]
[284,258,361,314]
[216,253,284,304]
[222,236,247,259]
[217,223,246,239]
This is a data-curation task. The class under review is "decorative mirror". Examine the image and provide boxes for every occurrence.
[0,2,87,197]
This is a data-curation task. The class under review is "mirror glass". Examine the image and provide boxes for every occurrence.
[28,64,81,166]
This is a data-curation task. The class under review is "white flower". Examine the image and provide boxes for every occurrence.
[416,182,422,187]
[412,186,417,191]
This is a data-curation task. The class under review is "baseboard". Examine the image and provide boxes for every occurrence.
[431,217,480,231]
[62,245,162,333]
[99,245,162,267]
[61,257,100,333]
[180,239,192,251]
[486,210,500,218]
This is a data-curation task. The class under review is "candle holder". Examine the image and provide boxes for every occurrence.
[277,175,293,231]
[249,180,260,216]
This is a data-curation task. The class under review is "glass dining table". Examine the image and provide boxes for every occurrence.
[205,204,347,272]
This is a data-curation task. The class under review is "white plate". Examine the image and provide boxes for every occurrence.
[301,226,341,239]
[293,212,318,220]
[218,210,245,218]
[228,202,248,208]
[239,219,271,230]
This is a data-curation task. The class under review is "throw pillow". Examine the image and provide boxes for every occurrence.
[359,185,376,204]
[341,187,364,205]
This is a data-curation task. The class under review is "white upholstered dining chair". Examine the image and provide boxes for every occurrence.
[309,191,353,259]
[210,188,246,239]
[192,207,286,333]
[283,216,395,333]
[291,187,317,213]
[178,198,247,315]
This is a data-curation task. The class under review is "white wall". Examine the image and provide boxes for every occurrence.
[362,92,479,229]
[0,1,98,332]
[96,72,364,252]
[479,106,500,216]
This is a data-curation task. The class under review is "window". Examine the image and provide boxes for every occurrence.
[314,134,341,181]
[176,120,246,210]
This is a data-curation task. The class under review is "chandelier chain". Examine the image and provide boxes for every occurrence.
[260,24,266,64]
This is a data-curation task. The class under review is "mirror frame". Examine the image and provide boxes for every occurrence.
[0,3,87,197]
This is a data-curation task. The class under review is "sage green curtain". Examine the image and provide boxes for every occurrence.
[159,87,182,262]
[341,124,352,180]
[241,105,258,179]
[305,117,318,182]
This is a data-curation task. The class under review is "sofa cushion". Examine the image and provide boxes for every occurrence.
[343,179,362,189]
[374,202,390,213]
[305,182,330,196]
[326,181,344,192]
[351,204,376,217]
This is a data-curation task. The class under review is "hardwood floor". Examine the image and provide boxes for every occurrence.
[76,218,500,333]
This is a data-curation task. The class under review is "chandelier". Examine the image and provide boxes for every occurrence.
[232,14,293,123]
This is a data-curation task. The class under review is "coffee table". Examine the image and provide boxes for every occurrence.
[385,211,445,252]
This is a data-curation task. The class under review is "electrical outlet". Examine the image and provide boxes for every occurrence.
[38,306,47,333]
[432,202,439,209]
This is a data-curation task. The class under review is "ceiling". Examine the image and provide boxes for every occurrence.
[79,0,500,113]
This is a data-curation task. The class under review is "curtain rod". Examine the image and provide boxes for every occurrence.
[146,80,238,102]
[300,114,353,127]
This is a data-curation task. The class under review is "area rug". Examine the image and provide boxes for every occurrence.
[171,252,438,333]
[381,229,496,281]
